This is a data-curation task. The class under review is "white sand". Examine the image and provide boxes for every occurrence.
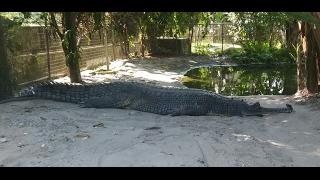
[1,56,320,167]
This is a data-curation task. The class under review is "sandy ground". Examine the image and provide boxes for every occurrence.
[1,56,320,167]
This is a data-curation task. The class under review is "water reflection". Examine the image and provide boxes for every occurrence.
[182,65,297,96]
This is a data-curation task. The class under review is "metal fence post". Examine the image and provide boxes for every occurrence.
[104,28,110,71]
[111,28,116,61]
[44,22,51,80]
[221,23,224,54]
[212,23,215,45]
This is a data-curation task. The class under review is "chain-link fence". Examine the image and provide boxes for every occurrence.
[191,23,240,54]
[11,26,141,86]
[10,23,240,85]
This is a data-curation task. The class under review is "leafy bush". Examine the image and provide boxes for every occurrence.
[224,44,294,64]
[220,47,244,56]
[193,44,213,55]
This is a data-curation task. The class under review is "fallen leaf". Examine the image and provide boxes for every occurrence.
[93,122,105,128]
[144,127,161,130]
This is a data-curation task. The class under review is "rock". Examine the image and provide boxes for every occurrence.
[40,117,47,120]
[24,108,33,113]
[160,151,173,156]
[74,131,90,140]
[128,111,138,115]
[64,137,73,142]
[0,137,8,143]
[17,143,27,148]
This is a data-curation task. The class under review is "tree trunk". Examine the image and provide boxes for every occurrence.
[125,26,130,59]
[285,21,300,53]
[304,23,318,93]
[62,12,82,83]
[104,28,110,71]
[311,12,320,90]
[0,18,13,99]
[268,16,274,48]
[190,27,194,44]
[140,30,145,57]
[111,28,116,60]
[268,33,273,48]
[297,22,307,92]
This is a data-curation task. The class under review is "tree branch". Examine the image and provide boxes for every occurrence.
[75,12,82,27]
[49,12,63,40]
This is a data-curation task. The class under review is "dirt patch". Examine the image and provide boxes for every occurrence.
[1,56,320,167]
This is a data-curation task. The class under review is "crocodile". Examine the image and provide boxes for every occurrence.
[0,81,293,116]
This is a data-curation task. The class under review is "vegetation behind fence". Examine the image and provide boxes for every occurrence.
[12,26,141,85]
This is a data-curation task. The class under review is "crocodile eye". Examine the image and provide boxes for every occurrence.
[252,102,260,107]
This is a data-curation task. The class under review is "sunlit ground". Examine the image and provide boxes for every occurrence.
[2,55,320,166]
[191,42,242,54]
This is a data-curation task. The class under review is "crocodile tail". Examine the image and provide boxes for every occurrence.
[21,81,90,104]
[0,84,40,104]
[0,96,39,104]
[261,104,294,114]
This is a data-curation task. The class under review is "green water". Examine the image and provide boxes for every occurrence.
[182,65,297,96]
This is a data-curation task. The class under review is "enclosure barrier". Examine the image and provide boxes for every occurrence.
[11,26,141,85]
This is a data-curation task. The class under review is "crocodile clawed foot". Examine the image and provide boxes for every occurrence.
[286,104,294,112]
[170,112,181,116]
[256,114,264,117]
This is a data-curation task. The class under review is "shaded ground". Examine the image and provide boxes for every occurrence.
[1,55,320,167]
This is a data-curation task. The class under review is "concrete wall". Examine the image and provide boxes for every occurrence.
[149,38,191,56]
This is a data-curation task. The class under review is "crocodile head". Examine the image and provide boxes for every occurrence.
[241,102,264,117]
[19,86,36,97]
[241,101,293,116]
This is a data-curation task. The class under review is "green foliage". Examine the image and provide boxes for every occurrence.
[285,12,320,24]
[0,13,31,53]
[214,12,226,23]
[227,12,289,48]
[224,12,320,65]
[0,12,31,25]
[0,13,31,97]
[225,45,293,64]
[193,44,213,55]
[62,29,81,66]
[121,12,213,55]
[221,12,320,65]
[222,47,244,55]
[174,12,212,36]
[131,12,212,38]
